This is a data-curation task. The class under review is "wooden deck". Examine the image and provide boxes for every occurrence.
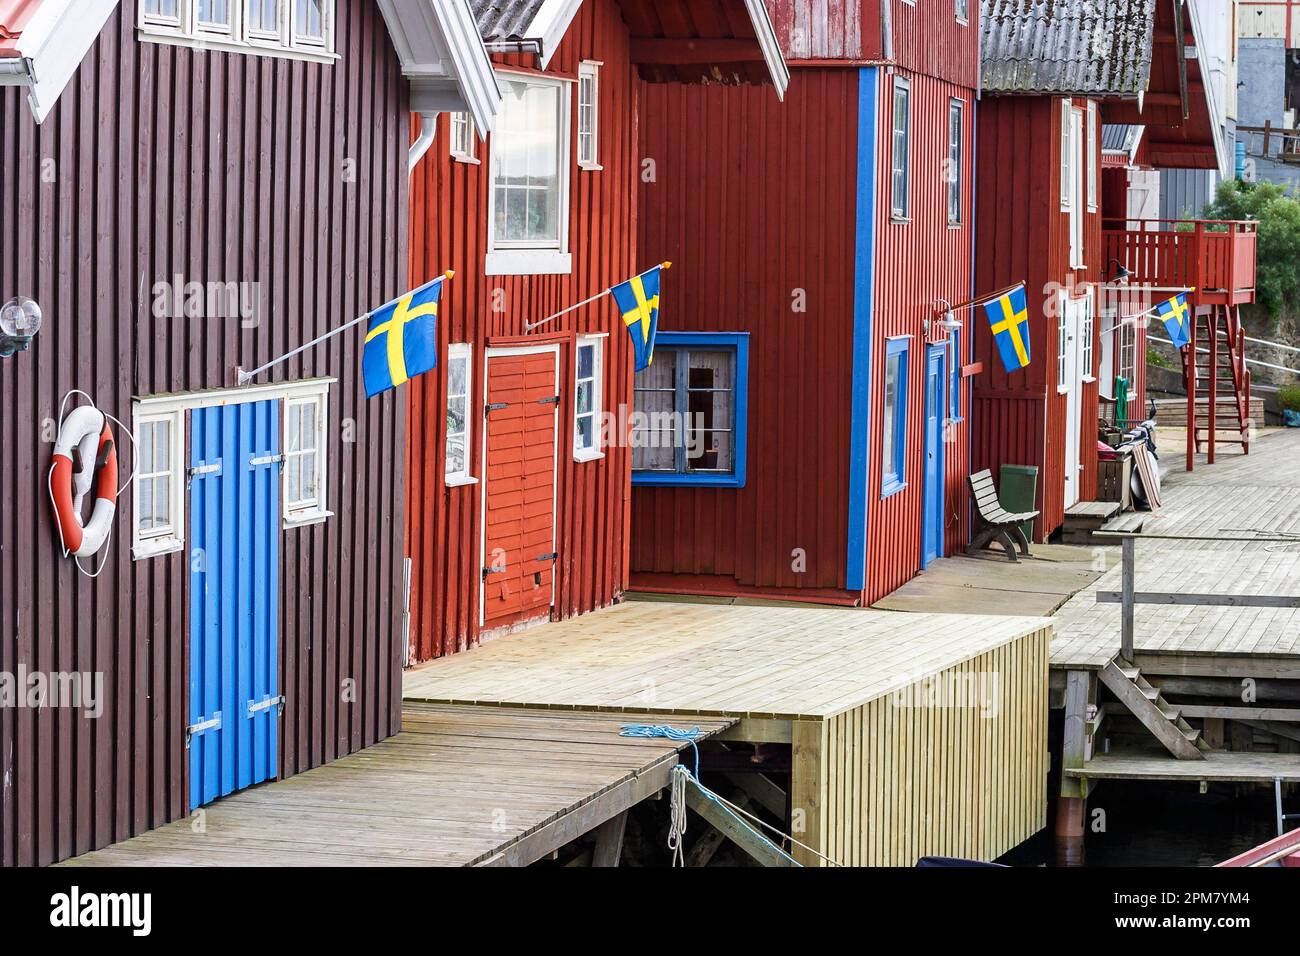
[1050,429,1300,671]
[61,704,732,867]
[1067,750,1300,784]
[405,601,1054,865]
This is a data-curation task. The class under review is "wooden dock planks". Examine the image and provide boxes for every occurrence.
[60,705,733,867]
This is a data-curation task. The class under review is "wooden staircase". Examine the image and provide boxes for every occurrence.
[1184,303,1252,469]
[1098,661,1210,760]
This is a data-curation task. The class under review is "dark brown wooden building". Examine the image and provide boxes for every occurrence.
[0,0,497,866]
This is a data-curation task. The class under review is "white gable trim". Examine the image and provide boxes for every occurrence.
[1,0,119,124]
[743,0,790,100]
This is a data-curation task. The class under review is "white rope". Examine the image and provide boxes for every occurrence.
[1149,335,1300,375]
[668,765,689,867]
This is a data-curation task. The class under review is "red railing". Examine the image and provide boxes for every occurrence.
[1102,219,1257,303]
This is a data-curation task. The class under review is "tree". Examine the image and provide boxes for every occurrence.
[1202,179,1300,327]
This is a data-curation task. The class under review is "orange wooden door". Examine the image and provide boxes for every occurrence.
[481,349,559,631]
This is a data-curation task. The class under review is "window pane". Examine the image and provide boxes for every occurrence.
[154,475,170,528]
[297,0,324,39]
[577,344,594,380]
[446,435,466,476]
[448,355,467,399]
[576,380,593,416]
[146,0,179,17]
[140,477,155,531]
[139,422,156,474]
[688,429,732,473]
[249,0,278,32]
[198,0,230,26]
[576,415,594,451]
[447,396,466,439]
[301,402,317,452]
[884,354,899,478]
[494,80,560,244]
[286,404,301,454]
[301,452,317,500]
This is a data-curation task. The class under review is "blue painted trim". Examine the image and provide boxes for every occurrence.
[845,66,879,593]
[881,335,910,498]
[966,97,979,541]
[922,343,947,569]
[631,331,749,489]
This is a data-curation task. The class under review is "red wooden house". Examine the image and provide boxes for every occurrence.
[0,0,497,867]
[629,0,981,606]
[975,0,1236,541]
[404,0,788,660]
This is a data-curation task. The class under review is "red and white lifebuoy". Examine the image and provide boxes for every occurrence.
[49,404,119,559]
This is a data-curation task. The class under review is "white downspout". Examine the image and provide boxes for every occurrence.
[408,110,440,175]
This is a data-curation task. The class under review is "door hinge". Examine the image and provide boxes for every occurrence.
[536,552,558,562]
[249,453,284,470]
[482,564,507,580]
[185,711,223,749]
[187,460,222,490]
[485,402,509,417]
[538,395,560,406]
[246,694,285,718]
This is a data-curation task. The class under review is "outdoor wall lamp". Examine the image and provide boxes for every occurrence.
[1107,258,1133,284]
[0,296,42,356]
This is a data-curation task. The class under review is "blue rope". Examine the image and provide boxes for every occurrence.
[619,723,703,777]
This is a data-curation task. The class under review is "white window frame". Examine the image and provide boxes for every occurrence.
[1057,294,1070,392]
[577,61,602,171]
[574,334,605,462]
[1087,101,1099,212]
[137,0,338,65]
[947,98,964,225]
[131,409,185,559]
[445,343,477,486]
[485,70,573,276]
[955,0,969,24]
[282,391,331,527]
[1060,99,1072,210]
[1069,106,1085,269]
[1081,290,1096,383]
[891,76,911,221]
[449,112,478,164]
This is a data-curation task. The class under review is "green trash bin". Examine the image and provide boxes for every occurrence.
[999,464,1039,543]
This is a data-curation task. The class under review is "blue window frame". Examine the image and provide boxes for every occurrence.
[882,336,910,497]
[631,331,749,488]
[948,326,962,422]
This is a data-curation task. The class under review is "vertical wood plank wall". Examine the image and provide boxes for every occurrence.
[792,625,1050,866]
[0,0,409,867]
[406,0,637,661]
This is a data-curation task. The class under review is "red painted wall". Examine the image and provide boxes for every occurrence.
[865,66,975,603]
[973,95,1104,540]
[405,0,637,661]
[631,70,860,600]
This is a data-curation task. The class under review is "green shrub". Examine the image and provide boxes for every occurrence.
[1280,385,1300,412]
[1147,346,1174,369]
[1202,180,1300,323]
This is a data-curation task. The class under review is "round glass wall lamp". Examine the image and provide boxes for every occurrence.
[0,296,43,356]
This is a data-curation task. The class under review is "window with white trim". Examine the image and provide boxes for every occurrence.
[891,77,911,220]
[947,99,963,225]
[449,112,477,163]
[133,410,183,557]
[138,0,335,62]
[1058,297,1070,390]
[1087,101,1098,212]
[1060,99,1072,210]
[574,335,604,459]
[1068,106,1084,269]
[284,393,328,523]
[446,344,474,485]
[487,73,572,276]
[1081,292,1096,381]
[577,62,601,170]
[955,0,969,23]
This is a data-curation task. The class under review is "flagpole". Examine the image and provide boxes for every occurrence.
[235,272,453,386]
[938,281,1026,316]
[1098,288,1195,338]
[524,261,672,333]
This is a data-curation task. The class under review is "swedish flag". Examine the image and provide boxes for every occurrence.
[611,264,668,371]
[1155,292,1192,349]
[982,283,1032,373]
[362,274,446,398]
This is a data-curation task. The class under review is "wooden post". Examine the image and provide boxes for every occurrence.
[789,719,827,867]
[1121,536,1135,661]
[1208,306,1218,465]
[1263,118,1274,158]
[591,810,628,867]
[1186,305,1196,472]
[1057,670,1091,862]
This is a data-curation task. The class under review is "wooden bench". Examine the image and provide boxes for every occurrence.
[967,469,1038,562]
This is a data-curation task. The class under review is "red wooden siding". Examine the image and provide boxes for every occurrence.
[406,0,636,661]
[887,0,980,89]
[764,0,875,60]
[863,67,975,604]
[631,70,860,597]
[0,0,409,867]
[973,94,1103,541]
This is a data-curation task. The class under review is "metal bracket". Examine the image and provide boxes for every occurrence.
[249,453,284,470]
[185,711,223,749]
[485,402,509,417]
[187,460,222,490]
[246,694,285,718]
[536,552,558,562]
[538,395,560,406]
[482,564,507,580]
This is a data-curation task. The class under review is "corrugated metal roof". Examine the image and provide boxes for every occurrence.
[981,0,1157,96]
[1102,123,1139,151]
[470,0,547,43]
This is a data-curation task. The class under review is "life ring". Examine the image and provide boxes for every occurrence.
[49,404,118,559]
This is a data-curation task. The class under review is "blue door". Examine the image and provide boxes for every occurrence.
[188,400,281,809]
[921,346,946,568]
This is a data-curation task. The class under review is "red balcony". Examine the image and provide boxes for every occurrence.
[1102,219,1257,307]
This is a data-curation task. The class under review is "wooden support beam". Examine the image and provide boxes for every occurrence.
[1178,705,1300,723]
[630,38,764,65]
[683,781,796,867]
[789,719,827,866]
[723,771,787,820]
[591,810,628,868]
[714,718,793,744]
[1061,670,1091,799]
[1099,591,1300,609]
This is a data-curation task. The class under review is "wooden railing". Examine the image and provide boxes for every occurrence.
[1102,219,1257,302]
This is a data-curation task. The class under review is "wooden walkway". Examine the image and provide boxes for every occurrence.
[1067,750,1300,784]
[1050,429,1300,670]
[62,704,732,867]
